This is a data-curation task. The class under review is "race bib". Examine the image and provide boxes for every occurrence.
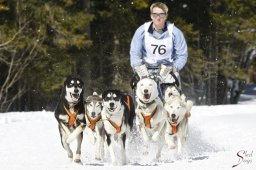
[144,22,174,64]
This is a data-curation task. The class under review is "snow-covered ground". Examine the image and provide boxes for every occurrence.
[1,85,256,170]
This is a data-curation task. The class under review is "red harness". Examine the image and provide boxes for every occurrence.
[169,112,190,134]
[86,114,102,131]
[140,107,157,128]
[63,105,78,126]
[105,116,124,134]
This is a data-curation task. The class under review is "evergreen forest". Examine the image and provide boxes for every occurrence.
[0,0,256,112]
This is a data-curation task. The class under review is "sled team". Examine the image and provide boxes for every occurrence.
[54,74,192,165]
[54,2,193,165]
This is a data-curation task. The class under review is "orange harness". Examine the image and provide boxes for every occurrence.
[107,117,124,134]
[141,107,157,128]
[63,105,78,126]
[170,112,190,134]
[86,114,102,131]
[124,96,131,111]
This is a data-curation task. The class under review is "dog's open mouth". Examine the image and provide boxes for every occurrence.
[70,93,79,100]
[143,93,151,100]
[108,107,116,112]
[171,116,179,124]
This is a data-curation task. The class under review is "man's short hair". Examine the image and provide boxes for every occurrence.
[150,2,168,14]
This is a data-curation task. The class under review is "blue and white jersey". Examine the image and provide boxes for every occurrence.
[130,21,188,71]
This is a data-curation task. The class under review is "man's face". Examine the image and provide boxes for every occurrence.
[151,7,167,29]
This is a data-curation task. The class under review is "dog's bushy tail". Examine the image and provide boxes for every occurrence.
[122,95,135,130]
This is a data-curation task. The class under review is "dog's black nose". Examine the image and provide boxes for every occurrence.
[171,114,176,118]
[144,89,148,93]
[91,112,96,117]
[110,102,114,108]
[74,88,79,93]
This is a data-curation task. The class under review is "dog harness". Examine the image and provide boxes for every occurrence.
[140,107,157,128]
[63,105,78,126]
[103,112,124,134]
[169,112,190,134]
[124,96,131,111]
[86,114,102,131]
[106,117,124,134]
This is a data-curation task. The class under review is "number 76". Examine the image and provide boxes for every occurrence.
[151,44,166,55]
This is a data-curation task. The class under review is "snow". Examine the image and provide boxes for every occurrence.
[1,87,256,170]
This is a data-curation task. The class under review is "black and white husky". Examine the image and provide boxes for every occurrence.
[84,92,105,160]
[101,90,135,165]
[54,76,86,164]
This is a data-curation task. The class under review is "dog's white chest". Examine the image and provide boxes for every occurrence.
[102,111,126,134]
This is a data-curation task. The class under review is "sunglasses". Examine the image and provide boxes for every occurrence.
[151,13,167,18]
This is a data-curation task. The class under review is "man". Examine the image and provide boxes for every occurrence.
[130,2,188,88]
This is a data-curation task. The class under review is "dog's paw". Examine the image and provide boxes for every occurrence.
[152,131,160,141]
[121,158,127,165]
[153,154,161,162]
[167,142,176,149]
[95,156,101,161]
[143,150,149,155]
[111,160,118,166]
[74,159,83,165]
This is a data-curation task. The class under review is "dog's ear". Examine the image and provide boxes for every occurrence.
[102,90,107,100]
[64,75,72,85]
[85,99,89,104]
[120,94,126,106]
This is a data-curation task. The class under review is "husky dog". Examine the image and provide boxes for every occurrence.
[164,85,183,102]
[135,77,167,160]
[101,90,135,165]
[164,86,193,155]
[84,92,105,160]
[54,76,86,164]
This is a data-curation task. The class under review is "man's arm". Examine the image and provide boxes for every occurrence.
[172,26,188,72]
[130,25,145,69]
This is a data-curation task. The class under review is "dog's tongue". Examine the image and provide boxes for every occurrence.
[109,107,115,112]
[144,94,150,99]
[72,94,79,99]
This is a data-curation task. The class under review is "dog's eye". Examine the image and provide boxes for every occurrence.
[68,83,74,87]
[114,97,120,101]
[105,97,110,101]
[77,83,82,88]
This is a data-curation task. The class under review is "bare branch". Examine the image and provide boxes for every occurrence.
[0,20,30,49]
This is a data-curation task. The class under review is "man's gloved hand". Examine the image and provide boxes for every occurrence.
[159,64,176,80]
[134,64,149,79]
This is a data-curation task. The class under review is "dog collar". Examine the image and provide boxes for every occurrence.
[139,98,156,107]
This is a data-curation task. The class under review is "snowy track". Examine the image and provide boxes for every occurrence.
[0,104,256,170]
